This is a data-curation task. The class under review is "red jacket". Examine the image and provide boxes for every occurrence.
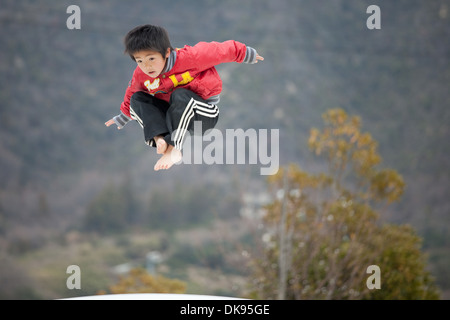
[120,40,250,118]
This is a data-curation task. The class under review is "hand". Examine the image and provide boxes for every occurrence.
[255,54,264,63]
[105,118,121,129]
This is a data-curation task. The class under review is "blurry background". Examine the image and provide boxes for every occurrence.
[0,0,448,299]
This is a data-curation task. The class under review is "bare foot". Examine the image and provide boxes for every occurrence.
[154,136,168,154]
[154,145,182,171]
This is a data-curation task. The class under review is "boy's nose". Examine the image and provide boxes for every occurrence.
[143,66,151,73]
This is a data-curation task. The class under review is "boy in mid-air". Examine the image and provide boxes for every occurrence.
[105,25,264,171]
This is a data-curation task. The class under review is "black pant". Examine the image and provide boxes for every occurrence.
[129,89,219,150]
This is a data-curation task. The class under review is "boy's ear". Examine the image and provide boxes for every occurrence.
[165,48,171,58]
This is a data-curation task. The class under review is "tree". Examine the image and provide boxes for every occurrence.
[83,175,139,233]
[146,183,233,230]
[248,108,439,299]
[102,268,186,295]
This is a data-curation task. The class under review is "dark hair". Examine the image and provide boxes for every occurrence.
[124,24,173,60]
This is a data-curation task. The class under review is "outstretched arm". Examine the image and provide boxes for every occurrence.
[243,47,264,64]
[105,112,132,130]
[105,66,144,129]
[187,41,264,69]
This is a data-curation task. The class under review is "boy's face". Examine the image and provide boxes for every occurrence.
[134,48,170,78]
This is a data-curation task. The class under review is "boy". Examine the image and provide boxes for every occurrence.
[105,25,264,171]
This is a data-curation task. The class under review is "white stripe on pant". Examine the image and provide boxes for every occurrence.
[173,97,219,150]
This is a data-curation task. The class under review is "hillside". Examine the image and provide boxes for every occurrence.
[0,0,449,298]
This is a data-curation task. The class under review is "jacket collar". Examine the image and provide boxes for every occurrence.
[163,50,177,74]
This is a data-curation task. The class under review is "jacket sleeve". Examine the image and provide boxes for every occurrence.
[116,67,144,128]
[187,40,259,71]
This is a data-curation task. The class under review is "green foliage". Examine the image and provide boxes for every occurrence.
[103,267,186,295]
[83,177,139,233]
[308,108,405,205]
[368,224,439,299]
[170,242,225,270]
[248,109,439,300]
[146,183,239,230]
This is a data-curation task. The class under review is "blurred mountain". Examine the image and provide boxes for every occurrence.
[0,0,449,298]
